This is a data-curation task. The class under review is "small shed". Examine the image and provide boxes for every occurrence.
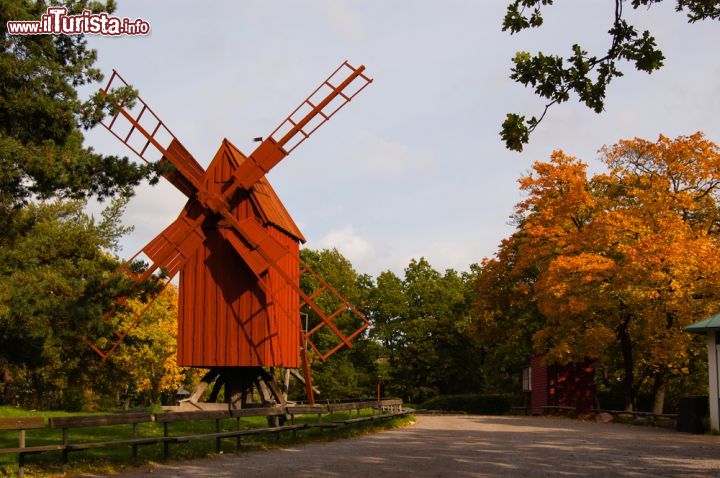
[684,314,720,432]
[529,354,595,415]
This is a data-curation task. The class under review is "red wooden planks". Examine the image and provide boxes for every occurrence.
[176,142,301,368]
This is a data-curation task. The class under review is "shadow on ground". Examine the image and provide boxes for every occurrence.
[114,415,720,477]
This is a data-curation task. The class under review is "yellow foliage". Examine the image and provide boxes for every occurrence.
[107,284,201,403]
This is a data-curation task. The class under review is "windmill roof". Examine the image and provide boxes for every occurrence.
[685,314,720,334]
[251,178,306,243]
[223,140,306,243]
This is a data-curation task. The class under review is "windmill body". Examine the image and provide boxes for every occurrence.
[177,140,303,369]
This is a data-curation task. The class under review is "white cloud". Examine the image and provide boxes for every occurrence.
[85,180,186,257]
[347,131,434,177]
[318,225,376,269]
[313,0,367,44]
[402,240,484,274]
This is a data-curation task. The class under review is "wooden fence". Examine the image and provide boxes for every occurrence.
[0,399,407,476]
[538,405,677,421]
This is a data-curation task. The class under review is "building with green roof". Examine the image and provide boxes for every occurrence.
[684,316,719,432]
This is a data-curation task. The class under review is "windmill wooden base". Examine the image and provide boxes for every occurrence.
[165,367,285,412]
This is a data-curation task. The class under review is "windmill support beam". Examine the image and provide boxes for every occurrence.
[173,367,287,412]
[300,343,315,405]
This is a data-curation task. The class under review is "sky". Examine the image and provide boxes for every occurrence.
[81,1,720,278]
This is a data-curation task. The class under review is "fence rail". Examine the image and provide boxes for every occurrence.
[0,399,407,476]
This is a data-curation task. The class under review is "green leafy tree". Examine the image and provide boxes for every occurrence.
[298,250,484,402]
[0,0,158,217]
[0,199,131,409]
[299,248,377,399]
[500,0,720,151]
[0,197,173,410]
[375,259,482,403]
[0,0,166,409]
[367,271,407,349]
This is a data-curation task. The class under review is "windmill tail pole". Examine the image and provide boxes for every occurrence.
[300,330,315,405]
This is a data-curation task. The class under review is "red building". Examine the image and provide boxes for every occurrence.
[529,354,595,414]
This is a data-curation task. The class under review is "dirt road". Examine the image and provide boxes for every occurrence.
[113,415,720,477]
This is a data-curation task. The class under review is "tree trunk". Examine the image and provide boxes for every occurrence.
[0,366,12,405]
[617,313,635,411]
[651,372,666,415]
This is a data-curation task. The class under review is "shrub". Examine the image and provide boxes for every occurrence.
[418,394,520,415]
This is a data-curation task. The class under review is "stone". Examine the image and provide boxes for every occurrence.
[596,412,614,423]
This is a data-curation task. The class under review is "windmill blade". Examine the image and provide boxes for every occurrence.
[219,219,370,354]
[186,62,373,281]
[214,218,358,352]
[140,200,208,277]
[84,278,173,362]
[88,196,294,362]
[101,64,372,284]
[270,61,372,154]
[216,222,287,280]
[227,61,373,194]
[101,72,291,280]
[84,202,208,361]
[296,258,371,361]
[254,254,371,362]
[99,70,206,197]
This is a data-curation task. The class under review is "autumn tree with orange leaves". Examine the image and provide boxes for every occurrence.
[475,133,720,412]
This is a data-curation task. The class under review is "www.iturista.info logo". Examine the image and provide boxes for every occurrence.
[6,7,150,36]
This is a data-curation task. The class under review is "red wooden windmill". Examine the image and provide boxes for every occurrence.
[84,61,373,409]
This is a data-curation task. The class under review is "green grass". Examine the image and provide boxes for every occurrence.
[0,406,414,477]
[0,407,97,419]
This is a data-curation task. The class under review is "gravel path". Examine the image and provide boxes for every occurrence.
[111,415,720,477]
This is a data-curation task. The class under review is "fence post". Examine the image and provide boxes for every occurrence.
[215,419,221,453]
[18,429,26,477]
[131,423,138,463]
[273,415,280,443]
[61,428,69,472]
[235,417,241,451]
[163,422,169,459]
